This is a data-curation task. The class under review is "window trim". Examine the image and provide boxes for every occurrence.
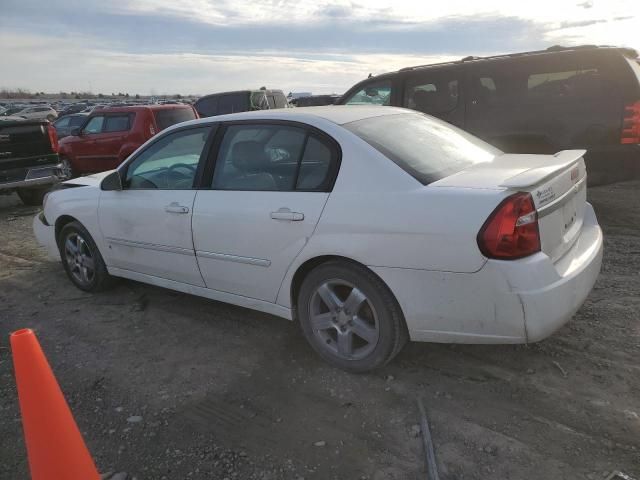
[117,123,218,191]
[200,119,342,193]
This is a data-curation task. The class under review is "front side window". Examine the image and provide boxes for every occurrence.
[55,117,71,128]
[404,74,459,115]
[124,127,211,190]
[212,124,337,191]
[69,116,86,127]
[345,113,501,185]
[344,81,392,106]
[103,115,131,133]
[83,116,104,134]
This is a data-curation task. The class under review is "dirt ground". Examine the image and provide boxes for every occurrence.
[0,181,638,480]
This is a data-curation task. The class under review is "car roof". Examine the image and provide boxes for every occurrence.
[93,104,193,114]
[181,106,412,127]
[358,45,638,79]
[196,89,285,100]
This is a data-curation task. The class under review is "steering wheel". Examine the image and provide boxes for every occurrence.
[166,163,197,188]
[168,163,197,177]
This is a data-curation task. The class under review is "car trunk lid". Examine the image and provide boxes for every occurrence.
[432,150,588,263]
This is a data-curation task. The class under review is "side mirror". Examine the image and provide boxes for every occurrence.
[100,171,123,191]
[70,127,82,136]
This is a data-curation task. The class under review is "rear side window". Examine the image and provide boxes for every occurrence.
[103,115,132,132]
[154,108,197,131]
[195,96,218,117]
[211,123,339,191]
[218,94,249,115]
[344,81,392,106]
[527,68,603,99]
[345,113,501,185]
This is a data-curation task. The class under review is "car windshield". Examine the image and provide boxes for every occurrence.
[345,113,502,185]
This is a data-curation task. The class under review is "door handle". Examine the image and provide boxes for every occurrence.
[270,208,304,221]
[165,202,190,214]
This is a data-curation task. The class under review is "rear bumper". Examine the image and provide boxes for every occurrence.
[494,203,603,342]
[33,213,60,261]
[0,163,68,190]
[371,203,603,344]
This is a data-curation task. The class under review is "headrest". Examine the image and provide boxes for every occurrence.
[230,141,267,173]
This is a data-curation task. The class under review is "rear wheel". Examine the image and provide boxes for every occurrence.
[297,261,408,372]
[16,187,48,206]
[57,221,115,292]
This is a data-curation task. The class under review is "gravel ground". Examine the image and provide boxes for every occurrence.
[0,181,639,480]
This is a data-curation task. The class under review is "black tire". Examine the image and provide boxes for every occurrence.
[57,221,116,292]
[16,187,48,206]
[298,260,408,373]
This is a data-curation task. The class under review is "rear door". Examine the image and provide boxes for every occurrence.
[98,125,214,285]
[192,121,340,301]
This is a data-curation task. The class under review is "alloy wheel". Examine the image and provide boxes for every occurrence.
[308,280,380,360]
[64,232,95,286]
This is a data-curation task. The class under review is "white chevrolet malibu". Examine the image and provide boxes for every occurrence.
[34,106,603,371]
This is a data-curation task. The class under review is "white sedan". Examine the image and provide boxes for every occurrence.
[34,106,603,372]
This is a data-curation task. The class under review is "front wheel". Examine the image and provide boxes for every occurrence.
[58,221,115,292]
[298,261,408,373]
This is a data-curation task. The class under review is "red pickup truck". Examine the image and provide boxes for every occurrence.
[58,104,198,177]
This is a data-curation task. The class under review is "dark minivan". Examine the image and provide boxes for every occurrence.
[338,45,640,184]
[195,89,289,118]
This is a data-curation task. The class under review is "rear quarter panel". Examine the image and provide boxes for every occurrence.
[275,125,504,308]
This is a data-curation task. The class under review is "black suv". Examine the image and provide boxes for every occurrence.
[338,45,640,184]
[194,89,289,118]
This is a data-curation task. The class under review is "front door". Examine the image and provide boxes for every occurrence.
[192,122,340,301]
[98,125,214,286]
[89,113,134,171]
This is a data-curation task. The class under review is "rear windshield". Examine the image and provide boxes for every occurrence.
[345,113,501,185]
[153,108,197,131]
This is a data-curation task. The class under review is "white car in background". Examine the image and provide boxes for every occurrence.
[15,105,58,122]
[33,106,603,372]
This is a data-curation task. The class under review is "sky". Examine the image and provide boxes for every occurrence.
[1,0,638,96]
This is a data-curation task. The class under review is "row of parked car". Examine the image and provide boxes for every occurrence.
[1,44,639,206]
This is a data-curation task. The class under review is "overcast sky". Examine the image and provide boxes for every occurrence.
[1,0,638,96]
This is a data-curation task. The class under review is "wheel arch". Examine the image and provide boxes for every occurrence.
[288,255,405,324]
[54,214,81,246]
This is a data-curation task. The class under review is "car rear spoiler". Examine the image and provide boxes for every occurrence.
[499,150,586,188]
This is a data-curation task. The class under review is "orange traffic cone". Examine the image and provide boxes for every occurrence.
[10,328,100,480]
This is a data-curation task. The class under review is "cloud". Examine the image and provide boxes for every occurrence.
[1,0,638,95]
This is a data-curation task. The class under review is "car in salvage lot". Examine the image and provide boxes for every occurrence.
[57,103,198,177]
[338,45,640,184]
[0,117,66,205]
[33,106,603,372]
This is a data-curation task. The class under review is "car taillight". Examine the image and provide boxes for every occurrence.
[477,192,540,260]
[621,100,640,144]
[47,124,59,153]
